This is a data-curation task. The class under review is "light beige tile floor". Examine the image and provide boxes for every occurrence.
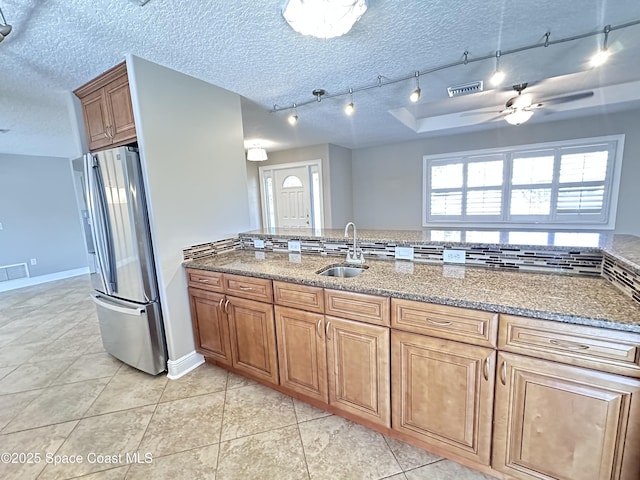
[0,276,494,479]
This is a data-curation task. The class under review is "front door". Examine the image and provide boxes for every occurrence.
[274,166,311,228]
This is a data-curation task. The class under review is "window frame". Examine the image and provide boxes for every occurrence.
[422,135,625,230]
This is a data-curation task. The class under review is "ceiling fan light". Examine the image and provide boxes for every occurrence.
[0,23,11,37]
[247,147,268,162]
[409,87,421,103]
[282,0,368,39]
[490,70,505,86]
[504,109,534,126]
[590,49,610,67]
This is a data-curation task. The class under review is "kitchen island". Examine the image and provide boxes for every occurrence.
[183,230,640,480]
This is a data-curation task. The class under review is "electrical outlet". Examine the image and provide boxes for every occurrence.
[443,249,466,264]
[395,246,414,260]
[253,238,265,249]
[288,240,301,252]
[30,258,37,265]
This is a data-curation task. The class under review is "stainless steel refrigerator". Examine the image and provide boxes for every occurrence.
[83,145,167,375]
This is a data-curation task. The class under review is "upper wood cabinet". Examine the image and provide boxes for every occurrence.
[493,352,640,480]
[74,62,136,152]
[392,329,496,465]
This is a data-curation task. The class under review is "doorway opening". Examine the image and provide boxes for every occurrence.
[258,160,324,231]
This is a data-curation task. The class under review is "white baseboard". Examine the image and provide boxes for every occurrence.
[0,267,90,293]
[166,351,205,380]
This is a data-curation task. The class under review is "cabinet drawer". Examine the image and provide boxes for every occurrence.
[186,268,224,292]
[224,274,273,303]
[499,315,640,378]
[391,298,498,348]
[274,281,324,313]
[325,289,389,326]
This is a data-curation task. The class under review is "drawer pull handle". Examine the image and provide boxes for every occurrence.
[224,299,230,314]
[549,339,590,350]
[218,298,224,310]
[427,319,453,327]
[317,319,323,338]
[500,360,507,385]
[238,285,253,291]
[483,357,490,381]
[325,320,331,340]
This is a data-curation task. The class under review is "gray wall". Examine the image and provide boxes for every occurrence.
[0,154,86,276]
[128,55,251,365]
[352,109,640,234]
[328,144,354,226]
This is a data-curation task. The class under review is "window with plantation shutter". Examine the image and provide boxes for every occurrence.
[423,136,624,229]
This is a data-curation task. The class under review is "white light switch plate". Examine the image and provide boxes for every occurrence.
[443,249,466,263]
[395,246,414,260]
[255,251,265,260]
[288,253,302,263]
[288,240,301,252]
[253,239,265,249]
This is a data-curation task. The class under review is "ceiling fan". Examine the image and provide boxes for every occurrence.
[480,83,595,126]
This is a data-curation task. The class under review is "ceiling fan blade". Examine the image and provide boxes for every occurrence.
[542,91,594,105]
[459,110,502,117]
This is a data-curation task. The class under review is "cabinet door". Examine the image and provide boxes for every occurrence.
[392,330,495,465]
[81,88,111,151]
[104,73,136,146]
[326,316,390,427]
[493,352,640,480]
[275,306,328,403]
[188,288,231,366]
[227,296,278,385]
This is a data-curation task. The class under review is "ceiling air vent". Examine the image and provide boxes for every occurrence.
[447,81,484,98]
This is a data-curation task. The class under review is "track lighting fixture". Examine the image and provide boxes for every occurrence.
[271,18,639,120]
[590,25,611,67]
[409,72,421,103]
[288,103,299,125]
[0,6,13,43]
[345,88,355,115]
[490,50,505,86]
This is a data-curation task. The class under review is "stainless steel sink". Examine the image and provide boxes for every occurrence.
[317,265,368,278]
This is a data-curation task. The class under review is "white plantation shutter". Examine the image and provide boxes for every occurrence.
[424,137,621,228]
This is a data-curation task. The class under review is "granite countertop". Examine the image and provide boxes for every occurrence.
[186,250,640,334]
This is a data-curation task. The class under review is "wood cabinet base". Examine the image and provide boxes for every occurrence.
[202,356,510,480]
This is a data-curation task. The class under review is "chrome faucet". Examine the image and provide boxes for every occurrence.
[344,222,364,264]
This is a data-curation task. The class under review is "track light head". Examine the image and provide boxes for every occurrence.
[0,6,12,40]
[591,24,611,67]
[409,88,421,103]
[345,102,355,115]
[288,114,298,125]
[490,50,504,86]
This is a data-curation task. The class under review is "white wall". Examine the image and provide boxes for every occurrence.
[0,153,87,277]
[352,109,640,234]
[127,55,251,364]
[328,144,354,227]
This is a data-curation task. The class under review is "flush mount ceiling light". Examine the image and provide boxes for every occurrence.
[0,6,13,43]
[282,0,368,39]
[247,146,268,162]
[271,18,640,120]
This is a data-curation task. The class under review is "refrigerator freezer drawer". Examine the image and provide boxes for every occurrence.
[91,294,166,375]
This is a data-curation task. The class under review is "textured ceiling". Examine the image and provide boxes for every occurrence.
[1,0,640,158]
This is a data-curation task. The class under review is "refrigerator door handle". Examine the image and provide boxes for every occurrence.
[91,294,144,316]
[92,158,118,293]
[85,154,111,294]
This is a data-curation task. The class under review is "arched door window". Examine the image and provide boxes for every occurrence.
[282,175,303,188]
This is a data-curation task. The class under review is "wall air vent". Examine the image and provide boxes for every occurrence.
[447,81,484,98]
[0,263,29,282]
